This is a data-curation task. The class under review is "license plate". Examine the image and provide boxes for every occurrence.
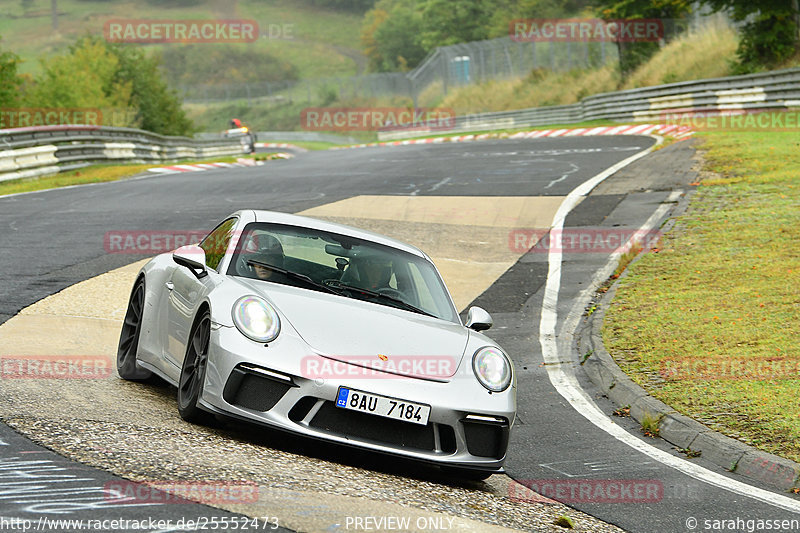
[335,387,430,426]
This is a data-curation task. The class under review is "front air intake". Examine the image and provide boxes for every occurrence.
[223,364,295,412]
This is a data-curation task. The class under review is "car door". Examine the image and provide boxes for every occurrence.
[165,217,237,368]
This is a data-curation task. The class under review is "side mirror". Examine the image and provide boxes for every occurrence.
[465,306,493,332]
[173,245,208,278]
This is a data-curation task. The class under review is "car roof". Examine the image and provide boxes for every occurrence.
[244,210,428,259]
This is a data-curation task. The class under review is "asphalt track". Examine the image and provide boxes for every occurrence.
[1,136,798,532]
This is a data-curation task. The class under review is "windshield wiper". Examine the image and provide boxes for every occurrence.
[246,260,342,295]
[325,281,437,318]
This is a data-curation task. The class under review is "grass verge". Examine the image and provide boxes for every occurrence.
[602,129,800,463]
[0,154,272,196]
[0,164,154,196]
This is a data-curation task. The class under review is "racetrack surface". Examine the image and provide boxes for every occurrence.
[1,137,798,532]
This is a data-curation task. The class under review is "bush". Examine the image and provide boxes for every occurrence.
[0,42,21,109]
[21,35,193,136]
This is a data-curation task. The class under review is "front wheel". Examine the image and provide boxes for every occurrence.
[116,278,152,381]
[177,310,214,424]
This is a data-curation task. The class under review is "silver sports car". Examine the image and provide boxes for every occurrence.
[117,210,516,479]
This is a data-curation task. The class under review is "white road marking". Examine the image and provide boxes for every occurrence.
[544,175,568,190]
[429,177,451,192]
[538,137,800,514]
[540,459,661,477]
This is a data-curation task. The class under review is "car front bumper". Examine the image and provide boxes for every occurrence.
[199,326,516,471]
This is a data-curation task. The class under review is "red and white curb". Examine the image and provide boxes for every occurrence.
[146,155,292,175]
[333,123,693,150]
[147,161,256,175]
[256,142,308,152]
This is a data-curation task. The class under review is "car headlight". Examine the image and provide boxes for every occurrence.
[232,296,280,343]
[472,346,512,392]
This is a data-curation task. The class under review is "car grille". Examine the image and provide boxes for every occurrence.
[308,401,456,454]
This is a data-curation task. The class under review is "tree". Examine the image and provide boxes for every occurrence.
[362,0,427,71]
[487,0,597,38]
[595,0,692,75]
[702,0,799,71]
[418,0,495,49]
[22,36,193,136]
[25,38,133,112]
[304,0,376,11]
[110,42,194,136]
[0,41,22,109]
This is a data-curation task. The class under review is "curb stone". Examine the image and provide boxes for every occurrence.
[335,123,693,150]
[578,192,800,493]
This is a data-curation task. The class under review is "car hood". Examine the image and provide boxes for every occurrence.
[236,278,468,380]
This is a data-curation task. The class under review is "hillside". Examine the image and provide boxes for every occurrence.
[0,0,365,79]
[185,20,744,133]
[429,20,740,114]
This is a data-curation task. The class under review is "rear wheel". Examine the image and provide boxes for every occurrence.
[177,310,214,424]
[116,278,152,380]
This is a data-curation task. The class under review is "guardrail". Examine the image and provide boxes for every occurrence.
[0,125,250,183]
[379,67,800,140]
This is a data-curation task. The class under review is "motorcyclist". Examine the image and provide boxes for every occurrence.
[226,118,255,154]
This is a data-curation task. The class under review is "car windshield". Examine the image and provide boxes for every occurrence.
[227,223,459,323]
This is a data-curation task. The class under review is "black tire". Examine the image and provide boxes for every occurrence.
[177,309,214,424]
[116,278,152,381]
[441,467,494,481]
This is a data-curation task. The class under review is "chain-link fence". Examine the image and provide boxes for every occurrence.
[180,11,730,106]
[181,73,412,105]
[408,37,619,104]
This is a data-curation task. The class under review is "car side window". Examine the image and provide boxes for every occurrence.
[200,218,237,272]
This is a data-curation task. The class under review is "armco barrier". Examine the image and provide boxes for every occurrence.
[379,67,800,140]
[0,125,249,183]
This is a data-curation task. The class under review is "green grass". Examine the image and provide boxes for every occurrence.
[0,163,154,196]
[602,129,800,463]
[0,153,266,196]
[621,20,738,89]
